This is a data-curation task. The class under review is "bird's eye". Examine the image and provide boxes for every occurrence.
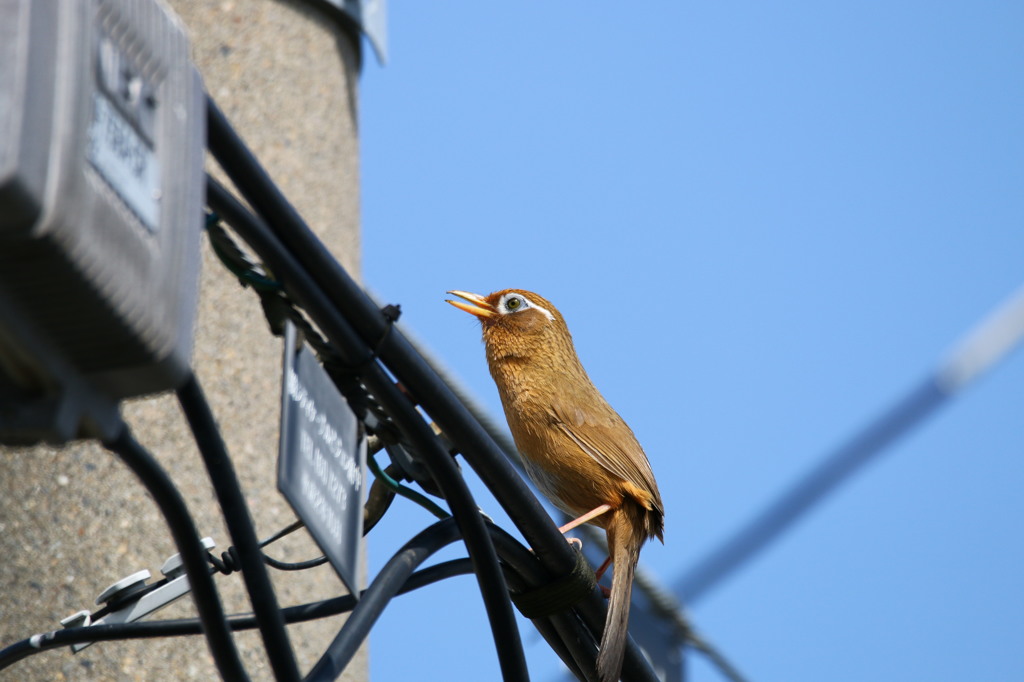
[505,296,523,311]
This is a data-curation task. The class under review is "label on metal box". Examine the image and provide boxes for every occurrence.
[87,93,161,232]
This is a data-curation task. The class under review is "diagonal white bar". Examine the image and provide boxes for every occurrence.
[938,284,1024,392]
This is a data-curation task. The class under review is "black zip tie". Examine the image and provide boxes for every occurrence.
[336,303,402,373]
[509,547,597,619]
[373,304,402,359]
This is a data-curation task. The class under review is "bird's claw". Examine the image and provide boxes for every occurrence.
[526,536,582,556]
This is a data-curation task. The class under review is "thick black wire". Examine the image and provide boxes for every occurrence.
[205,95,587,595]
[484,526,599,682]
[305,519,463,680]
[2,512,656,682]
[406,335,723,680]
[0,562,470,673]
[205,97,573,572]
[100,424,249,681]
[0,640,33,671]
[305,519,646,682]
[175,375,301,682]
[0,560,475,672]
[2,557,596,682]
[204,164,659,679]
[676,377,948,603]
[205,97,656,678]
[204,176,530,682]
[486,524,659,682]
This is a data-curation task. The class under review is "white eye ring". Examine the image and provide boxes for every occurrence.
[498,293,554,321]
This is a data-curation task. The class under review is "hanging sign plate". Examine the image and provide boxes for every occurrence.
[278,323,366,595]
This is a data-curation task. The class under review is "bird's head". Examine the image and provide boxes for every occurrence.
[446,289,576,364]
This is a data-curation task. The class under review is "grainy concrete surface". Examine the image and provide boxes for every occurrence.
[0,1,366,679]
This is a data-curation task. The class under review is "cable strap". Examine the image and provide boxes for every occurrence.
[509,548,596,619]
[333,303,402,373]
[370,304,402,358]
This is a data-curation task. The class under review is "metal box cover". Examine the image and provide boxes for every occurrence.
[0,0,204,399]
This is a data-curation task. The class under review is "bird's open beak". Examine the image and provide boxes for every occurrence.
[446,290,497,319]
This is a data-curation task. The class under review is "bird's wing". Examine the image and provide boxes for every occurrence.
[550,400,662,513]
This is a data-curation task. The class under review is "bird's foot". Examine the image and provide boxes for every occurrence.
[566,536,583,551]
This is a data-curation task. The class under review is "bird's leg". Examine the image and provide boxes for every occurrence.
[556,504,613,553]
[558,503,613,534]
[595,555,613,598]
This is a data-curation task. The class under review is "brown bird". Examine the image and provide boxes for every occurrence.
[447,288,664,682]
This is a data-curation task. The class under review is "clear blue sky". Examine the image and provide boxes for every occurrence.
[357,2,1024,680]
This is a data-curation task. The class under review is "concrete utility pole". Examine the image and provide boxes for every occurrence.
[0,1,366,678]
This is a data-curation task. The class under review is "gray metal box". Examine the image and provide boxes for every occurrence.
[0,0,204,401]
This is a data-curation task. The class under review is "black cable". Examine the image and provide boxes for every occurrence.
[207,91,579,573]
[306,519,656,682]
[305,519,462,680]
[260,519,306,547]
[176,375,302,682]
[100,424,250,681]
[204,175,529,682]
[676,377,948,603]
[406,333,719,680]
[484,526,598,682]
[4,510,656,682]
[205,99,658,679]
[487,524,660,682]
[0,640,33,671]
[263,553,330,571]
[206,97,580,586]
[0,560,476,672]
[204,152,658,680]
[272,558,473,628]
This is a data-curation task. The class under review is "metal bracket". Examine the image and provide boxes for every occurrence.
[61,537,216,652]
[0,294,121,445]
[308,0,388,64]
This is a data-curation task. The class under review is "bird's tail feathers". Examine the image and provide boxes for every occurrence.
[596,503,645,682]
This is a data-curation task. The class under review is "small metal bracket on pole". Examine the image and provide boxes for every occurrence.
[308,0,388,64]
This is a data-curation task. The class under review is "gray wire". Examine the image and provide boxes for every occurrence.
[677,284,1024,605]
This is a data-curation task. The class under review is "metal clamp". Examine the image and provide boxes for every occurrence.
[61,537,216,652]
